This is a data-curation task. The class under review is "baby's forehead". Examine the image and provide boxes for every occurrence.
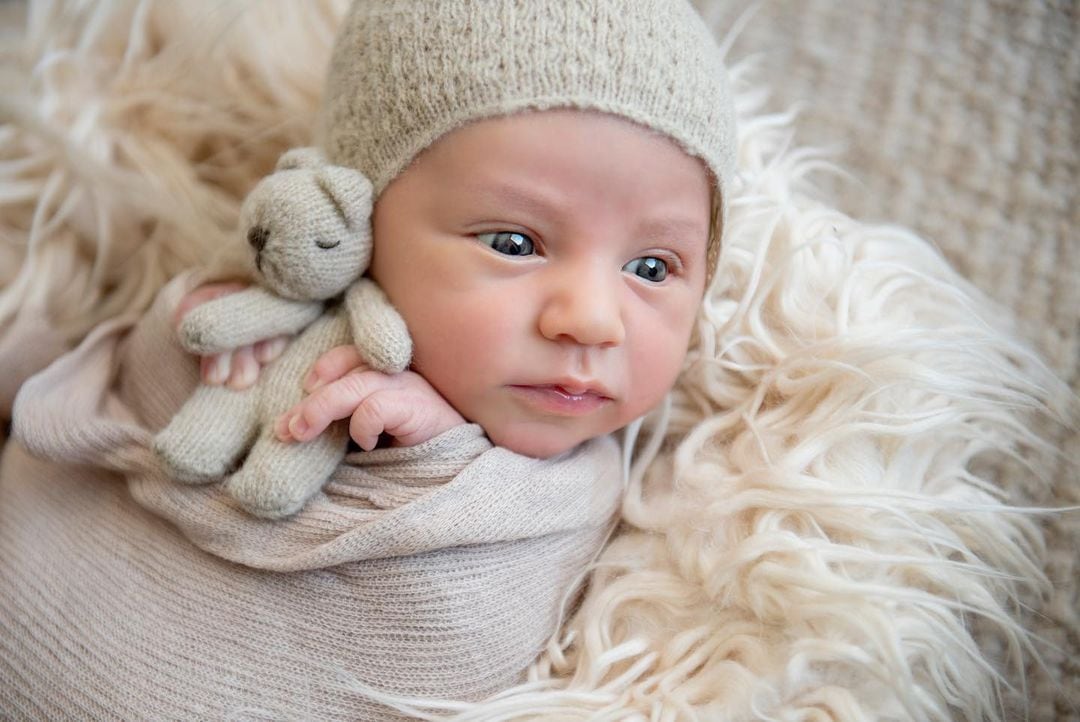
[426,109,706,166]
[393,110,711,204]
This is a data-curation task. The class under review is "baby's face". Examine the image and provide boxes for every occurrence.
[370,110,711,457]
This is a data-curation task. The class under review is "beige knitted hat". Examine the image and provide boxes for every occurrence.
[320,0,737,263]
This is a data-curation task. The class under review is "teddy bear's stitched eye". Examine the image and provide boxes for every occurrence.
[316,237,341,249]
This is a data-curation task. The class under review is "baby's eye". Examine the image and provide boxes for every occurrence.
[623,256,668,282]
[476,231,535,257]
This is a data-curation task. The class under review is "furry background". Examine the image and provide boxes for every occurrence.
[702,3,1078,717]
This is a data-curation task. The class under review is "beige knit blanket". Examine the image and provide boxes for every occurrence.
[1,275,623,719]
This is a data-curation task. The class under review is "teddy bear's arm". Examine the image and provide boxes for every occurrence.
[344,279,412,374]
[178,286,323,355]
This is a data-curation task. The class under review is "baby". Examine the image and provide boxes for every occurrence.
[187,110,716,462]
[183,2,735,469]
[2,0,737,718]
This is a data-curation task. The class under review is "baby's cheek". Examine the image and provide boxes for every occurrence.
[622,327,691,418]
[407,299,511,401]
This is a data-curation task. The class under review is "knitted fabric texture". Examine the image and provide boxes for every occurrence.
[156,147,412,517]
[237,148,375,301]
[320,0,737,271]
[4,274,623,718]
[178,286,323,355]
[159,295,377,517]
[162,282,410,515]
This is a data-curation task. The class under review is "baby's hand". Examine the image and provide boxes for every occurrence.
[174,282,290,390]
[275,345,465,451]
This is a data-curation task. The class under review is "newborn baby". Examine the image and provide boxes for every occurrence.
[188,109,714,463]
[2,1,737,718]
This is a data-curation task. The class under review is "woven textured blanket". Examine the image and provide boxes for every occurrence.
[0,1,1076,719]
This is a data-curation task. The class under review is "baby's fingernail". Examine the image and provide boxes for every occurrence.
[303,370,324,392]
[274,414,292,442]
[288,413,309,440]
[228,353,258,388]
[255,338,287,364]
[229,360,257,390]
[207,355,230,385]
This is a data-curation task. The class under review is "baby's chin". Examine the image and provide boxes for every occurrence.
[484,423,605,459]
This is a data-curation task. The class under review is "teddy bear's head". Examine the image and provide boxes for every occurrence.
[239,148,374,300]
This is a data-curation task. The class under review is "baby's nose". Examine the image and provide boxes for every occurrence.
[247,226,269,252]
[539,271,625,348]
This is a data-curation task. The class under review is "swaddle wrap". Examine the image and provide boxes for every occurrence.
[2,274,623,719]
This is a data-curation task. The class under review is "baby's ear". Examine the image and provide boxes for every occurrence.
[316,167,374,230]
[275,146,326,172]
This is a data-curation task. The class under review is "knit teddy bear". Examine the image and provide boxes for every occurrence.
[153,147,412,518]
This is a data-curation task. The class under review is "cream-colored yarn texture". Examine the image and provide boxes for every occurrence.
[234,148,375,302]
[178,286,322,355]
[320,0,737,233]
[159,281,411,518]
[159,305,353,516]
[156,141,412,518]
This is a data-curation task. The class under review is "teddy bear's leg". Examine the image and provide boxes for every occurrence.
[224,423,349,519]
[153,386,259,484]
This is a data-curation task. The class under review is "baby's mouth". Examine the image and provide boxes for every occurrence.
[507,383,613,416]
[549,384,607,400]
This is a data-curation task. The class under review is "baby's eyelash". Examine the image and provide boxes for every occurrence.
[476,230,537,257]
[645,250,685,274]
[470,224,688,278]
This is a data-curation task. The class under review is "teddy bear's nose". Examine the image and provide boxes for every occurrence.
[247,226,269,252]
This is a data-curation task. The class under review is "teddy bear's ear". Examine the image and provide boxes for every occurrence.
[275,147,326,172]
[316,167,374,230]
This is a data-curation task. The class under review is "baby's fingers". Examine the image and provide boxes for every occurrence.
[350,385,465,451]
[226,346,259,390]
[201,351,232,386]
[253,336,289,365]
[200,348,256,389]
[305,345,369,392]
[275,371,393,442]
[348,389,412,451]
[176,281,263,388]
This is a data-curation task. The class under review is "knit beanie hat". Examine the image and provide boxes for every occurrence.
[320,0,737,266]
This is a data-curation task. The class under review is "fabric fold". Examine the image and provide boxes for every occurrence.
[3,273,624,718]
[11,272,624,572]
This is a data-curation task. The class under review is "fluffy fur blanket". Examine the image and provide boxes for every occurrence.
[0,1,1075,719]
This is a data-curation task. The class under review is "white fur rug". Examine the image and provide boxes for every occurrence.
[0,1,1074,719]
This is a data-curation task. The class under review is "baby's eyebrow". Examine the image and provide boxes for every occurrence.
[461,178,707,247]
[462,179,564,218]
[636,216,709,244]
